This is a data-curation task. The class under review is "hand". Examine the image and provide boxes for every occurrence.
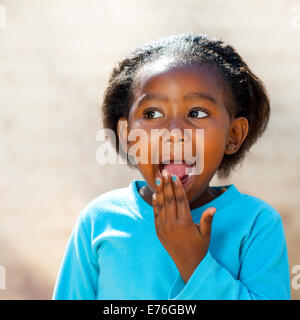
[152,168,216,283]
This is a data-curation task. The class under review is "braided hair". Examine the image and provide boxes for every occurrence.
[101,33,270,178]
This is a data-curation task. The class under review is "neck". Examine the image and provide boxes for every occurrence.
[189,187,219,210]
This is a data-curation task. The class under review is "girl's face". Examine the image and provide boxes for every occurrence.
[118,60,248,207]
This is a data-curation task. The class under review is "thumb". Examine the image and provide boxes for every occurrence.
[198,207,216,238]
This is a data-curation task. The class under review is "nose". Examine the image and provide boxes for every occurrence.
[164,120,191,144]
[165,132,184,144]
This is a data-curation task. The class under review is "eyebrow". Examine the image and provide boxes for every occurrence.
[136,91,216,108]
[184,91,217,104]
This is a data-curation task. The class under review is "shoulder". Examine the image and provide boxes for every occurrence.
[77,185,131,227]
[234,189,285,245]
[221,185,285,240]
[222,184,282,223]
[239,190,282,224]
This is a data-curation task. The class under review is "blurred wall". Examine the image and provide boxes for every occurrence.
[0,0,299,299]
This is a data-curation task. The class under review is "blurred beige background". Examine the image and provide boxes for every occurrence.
[0,0,299,299]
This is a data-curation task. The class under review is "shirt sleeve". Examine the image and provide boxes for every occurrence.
[52,212,99,300]
[168,209,291,300]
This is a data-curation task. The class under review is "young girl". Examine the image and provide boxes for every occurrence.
[52,33,290,300]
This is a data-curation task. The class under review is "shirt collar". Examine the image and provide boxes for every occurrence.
[128,179,241,223]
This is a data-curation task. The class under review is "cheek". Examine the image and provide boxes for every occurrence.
[137,131,160,165]
[202,126,227,165]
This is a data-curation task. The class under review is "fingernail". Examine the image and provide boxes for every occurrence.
[171,175,177,181]
[155,178,161,186]
[162,169,168,178]
[210,208,216,216]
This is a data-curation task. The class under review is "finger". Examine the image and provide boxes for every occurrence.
[161,168,178,221]
[152,192,160,229]
[171,174,192,222]
[155,177,166,222]
[199,207,216,238]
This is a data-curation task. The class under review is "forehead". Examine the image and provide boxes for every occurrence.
[132,60,226,103]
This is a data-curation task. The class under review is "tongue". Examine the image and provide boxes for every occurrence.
[163,163,190,180]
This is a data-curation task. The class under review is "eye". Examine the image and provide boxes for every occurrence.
[143,108,164,119]
[188,107,209,119]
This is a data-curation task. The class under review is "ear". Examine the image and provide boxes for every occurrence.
[117,117,130,154]
[225,116,249,155]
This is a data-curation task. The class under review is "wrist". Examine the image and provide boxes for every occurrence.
[173,251,206,283]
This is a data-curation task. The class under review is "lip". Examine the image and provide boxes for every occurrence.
[158,159,195,173]
[157,161,196,188]
[180,173,194,189]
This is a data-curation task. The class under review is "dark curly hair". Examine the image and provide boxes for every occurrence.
[100,32,270,178]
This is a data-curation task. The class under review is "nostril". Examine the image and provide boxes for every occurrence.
[159,163,163,173]
[158,163,165,174]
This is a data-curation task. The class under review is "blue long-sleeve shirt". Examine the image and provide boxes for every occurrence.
[52,180,291,300]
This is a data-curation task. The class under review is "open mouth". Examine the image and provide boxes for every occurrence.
[158,160,196,186]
